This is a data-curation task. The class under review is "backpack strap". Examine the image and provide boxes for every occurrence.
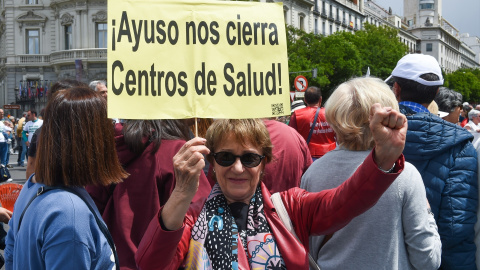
[17,185,119,270]
[271,192,321,270]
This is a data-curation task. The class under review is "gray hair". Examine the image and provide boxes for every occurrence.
[434,87,463,113]
[89,80,107,91]
[468,109,480,119]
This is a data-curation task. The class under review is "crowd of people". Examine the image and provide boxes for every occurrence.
[0,53,478,270]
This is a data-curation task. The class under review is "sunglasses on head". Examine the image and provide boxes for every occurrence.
[212,151,265,168]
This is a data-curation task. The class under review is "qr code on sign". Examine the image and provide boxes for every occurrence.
[271,103,284,115]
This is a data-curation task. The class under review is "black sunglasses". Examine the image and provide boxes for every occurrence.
[212,152,265,168]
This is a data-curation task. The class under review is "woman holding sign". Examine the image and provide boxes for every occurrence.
[87,119,211,270]
[136,105,407,270]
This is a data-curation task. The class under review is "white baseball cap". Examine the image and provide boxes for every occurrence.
[385,54,444,86]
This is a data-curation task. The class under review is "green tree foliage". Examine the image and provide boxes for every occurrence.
[444,68,480,102]
[286,26,328,89]
[316,32,362,98]
[286,23,408,100]
[350,23,408,79]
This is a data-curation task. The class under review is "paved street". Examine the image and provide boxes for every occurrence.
[7,153,27,184]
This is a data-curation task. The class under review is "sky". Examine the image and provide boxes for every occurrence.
[372,0,480,38]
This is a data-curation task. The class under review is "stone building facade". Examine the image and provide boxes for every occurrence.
[0,0,108,116]
[403,0,478,73]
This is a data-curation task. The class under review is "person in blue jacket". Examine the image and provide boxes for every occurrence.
[4,86,128,269]
[386,54,478,269]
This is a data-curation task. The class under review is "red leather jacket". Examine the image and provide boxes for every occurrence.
[289,107,336,158]
[135,151,404,270]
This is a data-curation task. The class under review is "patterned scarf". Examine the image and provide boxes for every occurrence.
[185,184,285,270]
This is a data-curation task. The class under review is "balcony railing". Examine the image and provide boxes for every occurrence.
[17,55,50,64]
[335,0,360,12]
[328,12,334,21]
[15,95,37,104]
[50,48,107,64]
[321,8,327,18]
[15,87,48,105]
[14,49,106,65]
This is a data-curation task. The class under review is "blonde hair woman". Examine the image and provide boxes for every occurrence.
[301,77,441,270]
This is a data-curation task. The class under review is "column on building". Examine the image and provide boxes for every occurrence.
[82,9,88,48]
[75,10,81,49]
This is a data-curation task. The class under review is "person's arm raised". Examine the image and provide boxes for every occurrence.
[369,103,407,171]
[161,137,210,231]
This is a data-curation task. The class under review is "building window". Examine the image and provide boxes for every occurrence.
[299,15,305,31]
[96,23,107,48]
[284,10,287,23]
[322,21,325,35]
[426,43,433,52]
[315,19,318,35]
[64,25,72,50]
[26,29,39,54]
[329,24,332,34]
[420,3,434,9]
[27,0,38,4]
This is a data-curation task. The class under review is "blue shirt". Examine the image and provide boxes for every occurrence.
[399,101,430,113]
[5,178,115,270]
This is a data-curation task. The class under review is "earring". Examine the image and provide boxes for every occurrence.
[213,168,216,174]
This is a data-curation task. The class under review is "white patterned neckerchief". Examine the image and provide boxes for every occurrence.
[184,184,285,270]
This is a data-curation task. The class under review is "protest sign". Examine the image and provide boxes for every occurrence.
[108,0,290,119]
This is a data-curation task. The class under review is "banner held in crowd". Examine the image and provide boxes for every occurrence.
[108,0,290,119]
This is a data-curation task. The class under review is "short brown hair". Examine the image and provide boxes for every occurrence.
[36,87,127,186]
[205,119,273,164]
